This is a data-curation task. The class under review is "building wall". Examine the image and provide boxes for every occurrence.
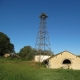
[34,55,51,62]
[48,51,80,70]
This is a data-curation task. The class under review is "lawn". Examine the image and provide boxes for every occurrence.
[0,58,80,80]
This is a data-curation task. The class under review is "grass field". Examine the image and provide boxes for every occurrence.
[0,57,80,80]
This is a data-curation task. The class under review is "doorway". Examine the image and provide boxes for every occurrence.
[62,59,71,69]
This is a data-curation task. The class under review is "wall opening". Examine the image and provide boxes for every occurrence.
[43,60,49,68]
[44,60,48,65]
[62,59,71,64]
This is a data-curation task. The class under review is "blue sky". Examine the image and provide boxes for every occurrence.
[0,0,80,55]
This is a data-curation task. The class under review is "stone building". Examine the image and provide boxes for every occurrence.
[44,50,80,70]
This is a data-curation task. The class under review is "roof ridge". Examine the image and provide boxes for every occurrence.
[44,50,79,61]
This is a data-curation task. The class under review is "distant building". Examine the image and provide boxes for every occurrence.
[34,55,51,62]
[44,50,80,70]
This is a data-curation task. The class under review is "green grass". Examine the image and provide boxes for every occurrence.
[0,57,80,80]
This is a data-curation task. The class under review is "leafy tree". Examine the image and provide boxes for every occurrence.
[0,32,14,56]
[35,49,54,56]
[19,45,54,60]
[43,50,54,55]
[19,46,35,60]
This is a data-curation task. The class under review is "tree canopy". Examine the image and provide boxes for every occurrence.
[0,32,14,56]
[19,46,35,60]
[18,45,54,60]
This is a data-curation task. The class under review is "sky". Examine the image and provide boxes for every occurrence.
[0,0,80,55]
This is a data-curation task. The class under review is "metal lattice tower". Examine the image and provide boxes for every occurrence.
[35,13,51,56]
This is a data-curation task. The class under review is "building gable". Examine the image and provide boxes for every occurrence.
[48,50,79,60]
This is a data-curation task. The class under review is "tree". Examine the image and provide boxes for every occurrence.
[19,46,34,60]
[35,49,54,56]
[0,32,14,56]
[19,45,54,60]
[43,50,54,55]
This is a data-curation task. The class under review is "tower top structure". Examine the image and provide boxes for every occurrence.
[39,13,48,19]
